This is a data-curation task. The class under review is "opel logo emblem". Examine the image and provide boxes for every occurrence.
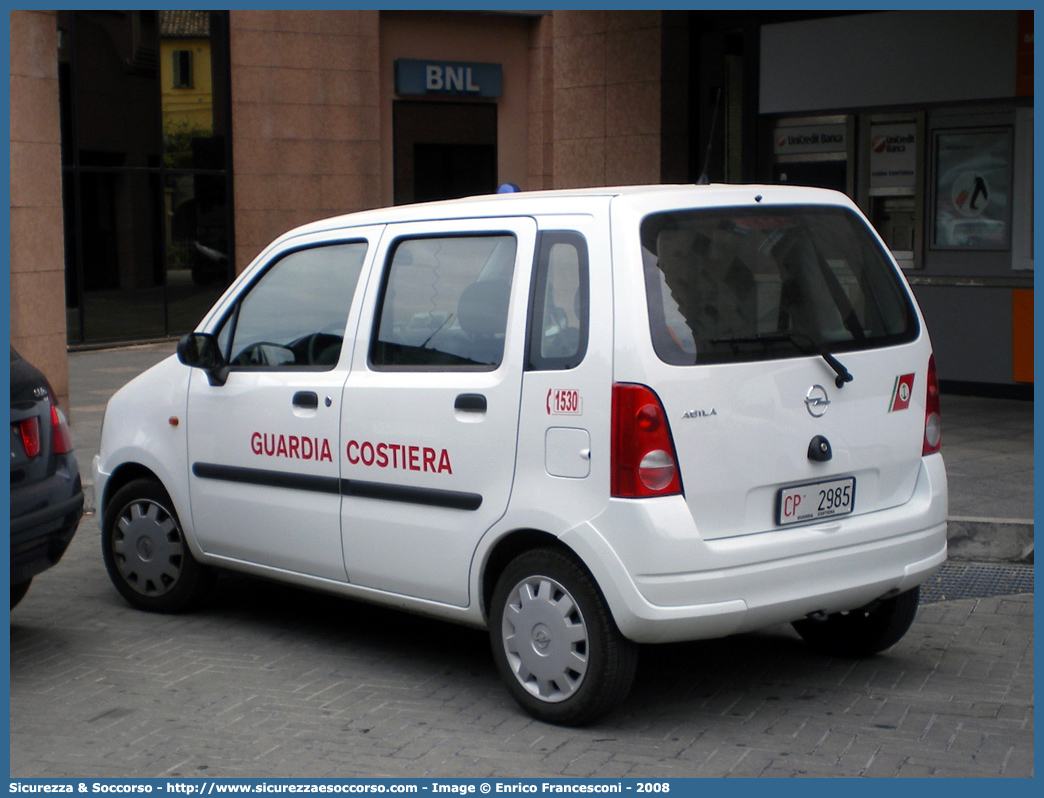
[532,624,553,653]
[136,537,155,561]
[805,385,830,418]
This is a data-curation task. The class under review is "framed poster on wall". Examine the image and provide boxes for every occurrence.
[931,128,1013,250]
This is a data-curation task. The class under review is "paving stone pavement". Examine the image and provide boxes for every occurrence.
[8,343,1035,778]
[9,570,1035,778]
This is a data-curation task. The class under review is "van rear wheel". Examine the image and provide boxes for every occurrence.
[792,586,920,658]
[489,548,637,726]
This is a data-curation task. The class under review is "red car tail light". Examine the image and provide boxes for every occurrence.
[923,355,942,455]
[611,383,682,498]
[49,392,75,455]
[19,417,41,458]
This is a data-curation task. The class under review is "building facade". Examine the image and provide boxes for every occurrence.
[755,11,1034,393]
[9,9,1033,410]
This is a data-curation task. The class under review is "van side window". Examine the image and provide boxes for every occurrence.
[527,231,589,371]
[217,242,367,369]
[370,234,517,370]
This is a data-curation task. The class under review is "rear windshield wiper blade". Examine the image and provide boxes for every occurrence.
[711,332,854,388]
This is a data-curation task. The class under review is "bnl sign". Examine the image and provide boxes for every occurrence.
[395,59,502,99]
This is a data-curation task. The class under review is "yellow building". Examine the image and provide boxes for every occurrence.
[160,10,215,156]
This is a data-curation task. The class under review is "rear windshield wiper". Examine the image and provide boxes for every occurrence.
[711,332,854,388]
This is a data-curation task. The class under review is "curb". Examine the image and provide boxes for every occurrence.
[947,516,1035,564]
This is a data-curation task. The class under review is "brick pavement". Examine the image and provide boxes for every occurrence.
[9,563,1034,777]
[8,343,1035,778]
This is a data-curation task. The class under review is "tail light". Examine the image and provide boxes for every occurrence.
[611,383,682,498]
[49,391,75,455]
[923,355,942,455]
[19,417,41,458]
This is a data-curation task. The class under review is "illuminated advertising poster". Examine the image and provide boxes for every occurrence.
[932,129,1012,250]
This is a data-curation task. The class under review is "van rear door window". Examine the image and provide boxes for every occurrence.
[641,207,918,366]
[370,234,517,370]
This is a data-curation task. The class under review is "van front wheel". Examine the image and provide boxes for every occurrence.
[792,586,920,658]
[102,478,214,613]
[490,548,637,726]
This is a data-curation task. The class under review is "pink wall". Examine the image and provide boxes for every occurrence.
[229,10,382,273]
[10,10,70,408]
[552,11,663,188]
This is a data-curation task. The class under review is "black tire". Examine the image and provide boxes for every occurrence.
[489,548,637,726]
[792,586,920,658]
[11,579,32,609]
[102,478,215,613]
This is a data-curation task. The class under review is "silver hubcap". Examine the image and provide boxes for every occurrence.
[113,499,184,596]
[501,575,589,703]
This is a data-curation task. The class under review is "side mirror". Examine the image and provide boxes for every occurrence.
[177,332,229,387]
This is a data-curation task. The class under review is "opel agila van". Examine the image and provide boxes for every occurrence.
[94,184,948,725]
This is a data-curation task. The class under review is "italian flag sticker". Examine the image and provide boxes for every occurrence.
[889,373,915,412]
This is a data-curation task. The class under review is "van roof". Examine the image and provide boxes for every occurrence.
[281,182,857,242]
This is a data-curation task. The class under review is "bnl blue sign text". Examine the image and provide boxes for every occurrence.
[395,59,503,98]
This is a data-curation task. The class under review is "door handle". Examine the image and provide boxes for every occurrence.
[293,391,319,409]
[454,393,487,412]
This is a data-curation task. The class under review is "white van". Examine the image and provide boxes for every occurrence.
[94,184,947,725]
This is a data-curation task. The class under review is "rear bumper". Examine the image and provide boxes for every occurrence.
[563,453,948,644]
[10,466,84,585]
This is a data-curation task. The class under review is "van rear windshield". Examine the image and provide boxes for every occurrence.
[641,206,918,366]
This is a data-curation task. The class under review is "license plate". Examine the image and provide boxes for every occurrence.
[777,477,856,526]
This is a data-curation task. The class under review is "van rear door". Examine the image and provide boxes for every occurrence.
[339,217,537,606]
[629,197,929,541]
